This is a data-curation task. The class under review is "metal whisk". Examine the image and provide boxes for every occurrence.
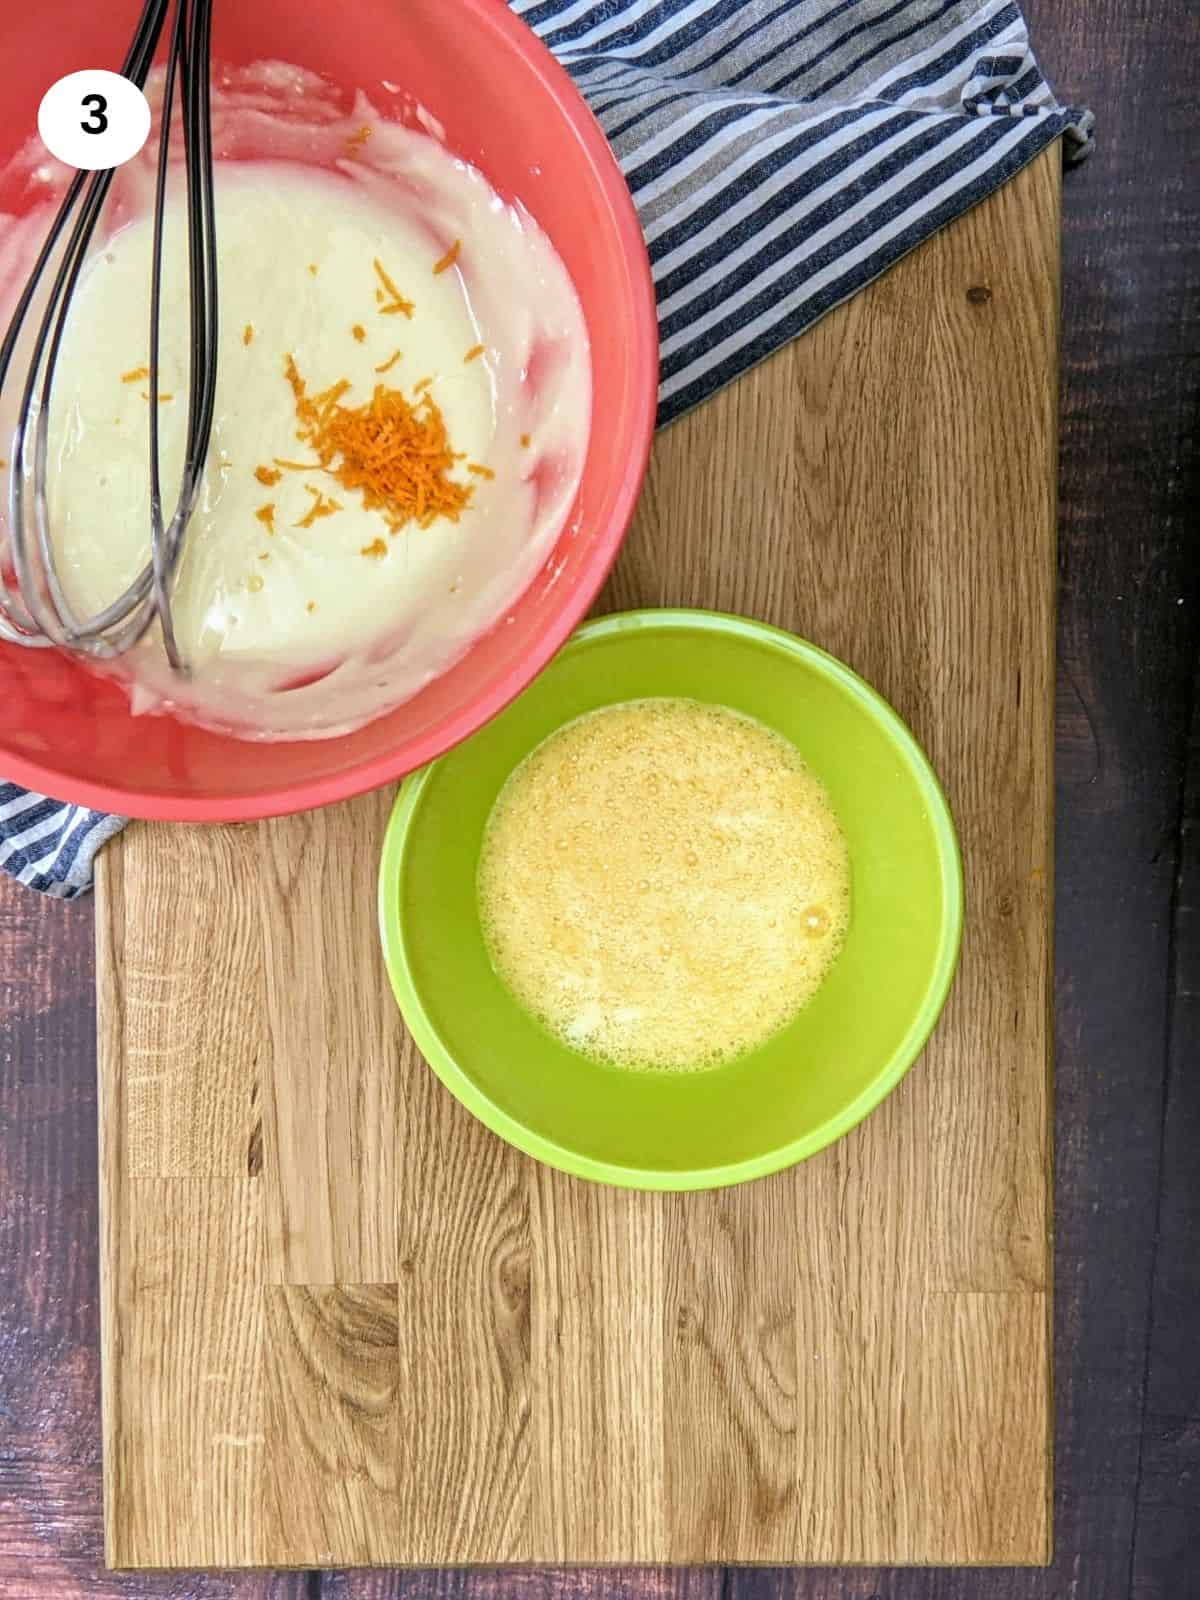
[0,0,217,671]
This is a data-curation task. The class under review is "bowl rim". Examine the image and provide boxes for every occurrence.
[0,0,658,821]
[378,607,966,1191]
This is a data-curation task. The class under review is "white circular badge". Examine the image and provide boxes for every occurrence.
[37,70,151,172]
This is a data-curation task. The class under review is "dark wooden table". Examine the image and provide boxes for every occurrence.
[2,4,1196,1596]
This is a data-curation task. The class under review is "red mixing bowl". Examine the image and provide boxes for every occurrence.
[0,0,657,819]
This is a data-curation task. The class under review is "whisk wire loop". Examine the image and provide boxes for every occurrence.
[0,0,218,669]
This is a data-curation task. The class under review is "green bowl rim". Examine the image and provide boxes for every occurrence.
[377,607,965,1191]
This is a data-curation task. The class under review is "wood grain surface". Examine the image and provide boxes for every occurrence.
[93,147,1058,1570]
[3,3,1198,1594]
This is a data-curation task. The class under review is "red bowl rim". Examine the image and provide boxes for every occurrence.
[0,0,658,822]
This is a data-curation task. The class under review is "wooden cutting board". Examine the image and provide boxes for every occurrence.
[95,148,1058,1570]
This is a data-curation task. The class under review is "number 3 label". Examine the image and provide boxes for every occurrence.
[80,93,109,136]
[38,71,150,171]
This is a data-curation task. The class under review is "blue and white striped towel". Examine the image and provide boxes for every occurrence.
[1,0,1090,899]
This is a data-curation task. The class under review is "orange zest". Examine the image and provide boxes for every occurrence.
[121,366,149,383]
[361,537,388,559]
[243,324,254,346]
[433,239,461,275]
[374,350,402,374]
[352,324,366,343]
[463,343,485,363]
[519,432,531,448]
[295,483,343,529]
[255,465,282,487]
[373,257,414,318]
[467,462,495,479]
[254,503,276,532]
[283,351,474,533]
[346,125,372,149]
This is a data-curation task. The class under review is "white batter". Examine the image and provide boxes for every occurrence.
[1,67,591,738]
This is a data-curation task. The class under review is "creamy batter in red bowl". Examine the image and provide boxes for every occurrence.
[0,0,657,819]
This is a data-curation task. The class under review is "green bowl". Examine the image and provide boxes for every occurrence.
[378,609,963,1190]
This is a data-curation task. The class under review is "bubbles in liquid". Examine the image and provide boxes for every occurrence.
[477,697,851,1073]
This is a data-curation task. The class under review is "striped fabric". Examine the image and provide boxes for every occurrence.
[0,785,126,899]
[518,0,1091,422]
[0,0,1090,900]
